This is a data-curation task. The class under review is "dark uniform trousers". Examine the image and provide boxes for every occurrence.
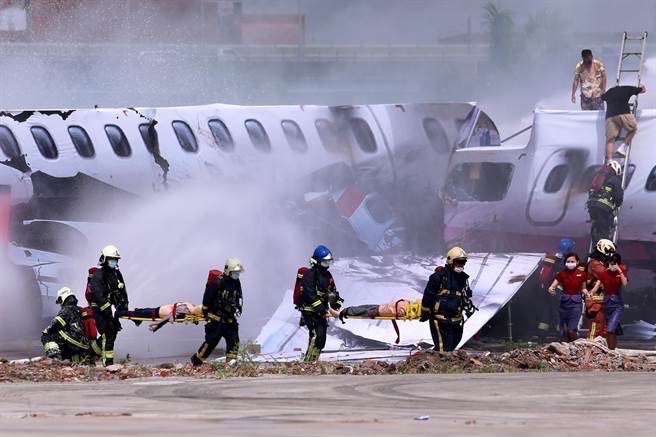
[194,320,240,362]
[301,311,328,362]
[429,318,463,352]
[589,203,615,244]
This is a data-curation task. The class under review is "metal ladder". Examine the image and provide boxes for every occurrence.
[611,31,647,244]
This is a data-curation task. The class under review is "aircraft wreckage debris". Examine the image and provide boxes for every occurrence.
[1,340,655,382]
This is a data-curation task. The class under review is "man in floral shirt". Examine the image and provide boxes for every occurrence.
[571,49,607,110]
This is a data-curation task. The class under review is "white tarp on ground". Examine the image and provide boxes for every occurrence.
[255,253,543,359]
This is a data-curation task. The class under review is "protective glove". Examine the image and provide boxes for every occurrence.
[112,318,123,332]
[419,310,430,322]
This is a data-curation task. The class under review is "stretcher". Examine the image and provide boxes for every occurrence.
[333,300,423,344]
[118,302,205,332]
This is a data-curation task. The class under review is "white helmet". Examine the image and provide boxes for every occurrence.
[446,246,468,265]
[55,287,75,305]
[224,257,244,275]
[596,239,616,256]
[607,160,622,176]
[99,245,121,264]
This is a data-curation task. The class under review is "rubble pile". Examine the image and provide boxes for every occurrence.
[2,340,655,383]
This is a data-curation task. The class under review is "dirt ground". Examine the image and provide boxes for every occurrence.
[0,372,655,436]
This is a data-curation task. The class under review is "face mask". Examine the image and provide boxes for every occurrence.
[566,262,577,270]
[230,272,241,280]
[453,267,464,274]
[107,259,119,270]
[320,261,332,268]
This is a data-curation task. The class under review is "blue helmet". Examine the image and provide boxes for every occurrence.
[311,245,334,265]
[558,238,575,255]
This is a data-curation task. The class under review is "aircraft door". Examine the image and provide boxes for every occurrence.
[526,149,586,226]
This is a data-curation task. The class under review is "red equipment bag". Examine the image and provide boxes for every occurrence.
[80,306,98,339]
[590,164,611,194]
[293,267,309,307]
[84,266,98,305]
[207,269,223,285]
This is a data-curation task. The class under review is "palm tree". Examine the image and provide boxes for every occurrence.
[483,2,516,67]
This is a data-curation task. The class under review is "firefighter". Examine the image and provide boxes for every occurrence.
[88,245,129,366]
[537,238,576,336]
[299,245,343,362]
[191,257,244,366]
[420,247,474,352]
[587,160,623,246]
[41,287,91,362]
[588,239,616,281]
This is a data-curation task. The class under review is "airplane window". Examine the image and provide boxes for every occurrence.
[444,162,514,201]
[30,126,59,160]
[423,118,450,153]
[0,125,21,159]
[104,125,131,157]
[350,118,377,153]
[646,166,656,191]
[172,120,199,153]
[315,119,342,153]
[138,123,157,154]
[281,120,308,153]
[208,119,234,152]
[68,126,95,158]
[543,164,569,193]
[245,119,271,152]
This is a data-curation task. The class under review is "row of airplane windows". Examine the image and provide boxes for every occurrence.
[0,117,393,161]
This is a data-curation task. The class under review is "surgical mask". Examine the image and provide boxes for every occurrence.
[230,272,241,280]
[453,267,464,274]
[107,259,119,270]
[566,262,577,270]
[320,260,332,268]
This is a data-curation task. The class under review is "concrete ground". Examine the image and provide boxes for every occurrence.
[0,373,654,436]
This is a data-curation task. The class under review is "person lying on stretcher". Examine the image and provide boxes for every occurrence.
[328,298,422,322]
[120,302,203,331]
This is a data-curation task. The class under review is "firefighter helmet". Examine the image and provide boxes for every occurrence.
[595,239,616,256]
[310,245,333,265]
[55,287,75,305]
[446,246,468,265]
[608,160,622,176]
[99,245,121,264]
[224,257,244,275]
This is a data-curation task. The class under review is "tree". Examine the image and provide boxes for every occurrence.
[483,2,516,68]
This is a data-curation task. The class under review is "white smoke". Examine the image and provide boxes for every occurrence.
[65,177,308,360]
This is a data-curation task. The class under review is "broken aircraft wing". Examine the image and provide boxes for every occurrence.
[256,253,543,357]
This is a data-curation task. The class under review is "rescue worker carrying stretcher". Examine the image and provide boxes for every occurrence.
[299,245,343,362]
[88,245,129,366]
[191,257,244,366]
[41,287,95,362]
[420,247,476,352]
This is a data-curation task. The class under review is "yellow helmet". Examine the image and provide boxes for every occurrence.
[595,239,616,256]
[55,287,76,305]
[99,244,121,264]
[224,257,244,275]
[446,246,468,265]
